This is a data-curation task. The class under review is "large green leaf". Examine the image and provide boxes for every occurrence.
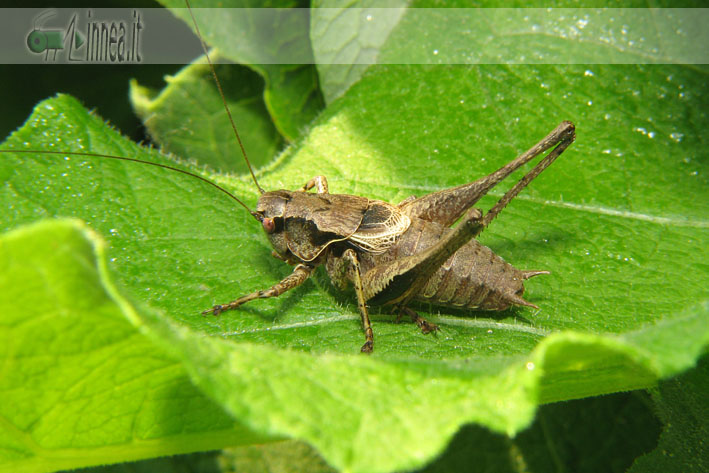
[0,219,271,473]
[1,62,706,473]
[311,2,709,102]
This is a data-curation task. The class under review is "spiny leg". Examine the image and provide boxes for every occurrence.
[400,306,438,334]
[301,175,329,194]
[403,121,575,238]
[480,123,574,228]
[447,142,570,309]
[343,248,374,353]
[202,264,314,316]
[400,121,575,226]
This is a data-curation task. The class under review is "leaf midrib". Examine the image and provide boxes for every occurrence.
[220,314,551,337]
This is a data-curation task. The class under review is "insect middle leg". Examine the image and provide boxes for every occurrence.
[343,248,375,353]
[202,264,314,316]
[397,306,439,334]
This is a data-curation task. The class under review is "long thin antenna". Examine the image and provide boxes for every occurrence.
[2,149,263,220]
[185,0,265,194]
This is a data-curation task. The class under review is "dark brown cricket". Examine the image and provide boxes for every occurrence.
[204,122,576,353]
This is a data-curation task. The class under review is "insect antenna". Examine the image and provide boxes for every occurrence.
[3,3,268,220]
[185,0,265,195]
[2,149,262,220]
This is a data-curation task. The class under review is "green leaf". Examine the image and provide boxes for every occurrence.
[158,0,324,142]
[130,56,282,173]
[0,219,271,473]
[311,2,709,103]
[378,6,709,65]
[310,0,408,104]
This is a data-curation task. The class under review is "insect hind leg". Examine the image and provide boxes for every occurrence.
[400,121,575,227]
[481,121,574,228]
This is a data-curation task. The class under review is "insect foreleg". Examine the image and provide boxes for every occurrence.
[400,121,575,226]
[301,175,329,194]
[343,249,374,353]
[202,264,314,316]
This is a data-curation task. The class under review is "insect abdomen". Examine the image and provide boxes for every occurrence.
[381,218,538,310]
[418,236,527,310]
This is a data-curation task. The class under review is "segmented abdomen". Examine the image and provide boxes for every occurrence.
[418,234,525,310]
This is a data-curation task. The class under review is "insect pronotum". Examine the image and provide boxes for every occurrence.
[2,2,575,353]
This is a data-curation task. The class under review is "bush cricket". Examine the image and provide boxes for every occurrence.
[1,3,575,353]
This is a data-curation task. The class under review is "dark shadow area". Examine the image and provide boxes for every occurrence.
[0,61,180,143]
[1,1,179,143]
[65,450,223,473]
[419,390,662,473]
[411,301,535,326]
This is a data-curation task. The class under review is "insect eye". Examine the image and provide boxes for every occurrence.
[262,217,276,233]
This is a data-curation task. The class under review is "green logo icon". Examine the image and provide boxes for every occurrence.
[27,10,84,61]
